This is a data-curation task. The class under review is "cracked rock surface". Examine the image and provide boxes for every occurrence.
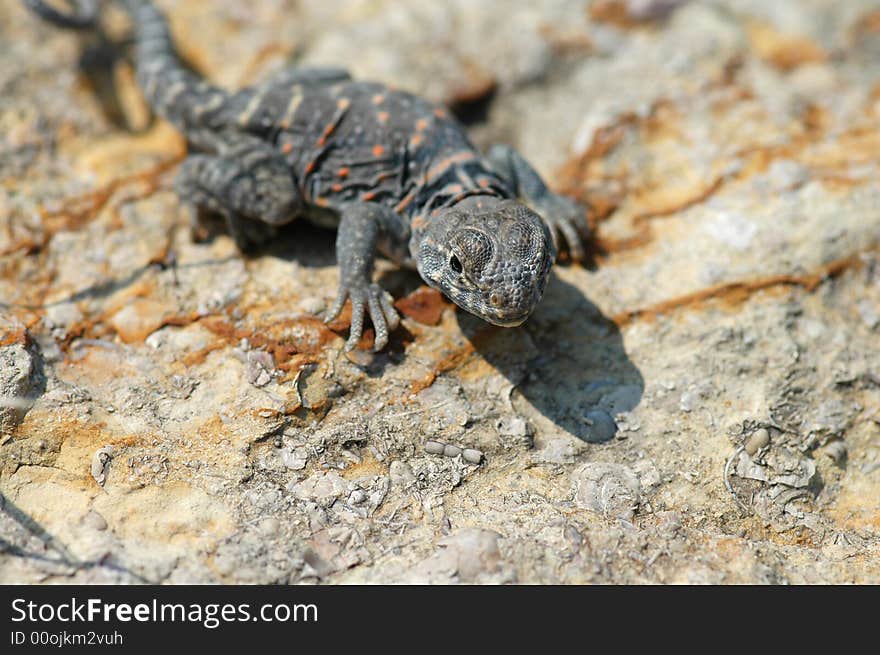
[1,0,879,583]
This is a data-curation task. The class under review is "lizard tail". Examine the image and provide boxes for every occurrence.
[23,0,229,134]
[22,0,99,29]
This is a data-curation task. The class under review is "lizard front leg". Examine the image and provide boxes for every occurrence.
[176,133,303,251]
[488,144,589,262]
[324,203,402,352]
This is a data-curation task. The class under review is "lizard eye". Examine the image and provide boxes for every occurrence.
[449,254,463,274]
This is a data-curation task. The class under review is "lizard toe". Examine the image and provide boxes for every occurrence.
[556,216,586,263]
[367,288,390,351]
[345,289,367,351]
[379,289,400,331]
[337,283,397,351]
[324,286,348,324]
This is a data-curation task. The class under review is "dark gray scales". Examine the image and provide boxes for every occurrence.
[25,0,591,351]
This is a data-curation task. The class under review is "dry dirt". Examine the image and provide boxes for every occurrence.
[1,0,879,583]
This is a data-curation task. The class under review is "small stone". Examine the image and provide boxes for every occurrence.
[343,348,375,367]
[856,300,879,329]
[169,374,198,400]
[462,449,483,464]
[443,444,462,457]
[45,302,83,331]
[425,440,445,455]
[259,517,280,534]
[0,339,39,435]
[436,529,503,582]
[563,525,582,548]
[348,489,367,505]
[90,446,114,486]
[496,415,534,449]
[82,510,108,531]
[822,440,847,465]
[389,461,416,487]
[579,409,618,443]
[298,297,326,315]
[281,448,308,470]
[632,459,662,491]
[744,428,770,455]
[497,416,531,438]
[108,299,171,343]
[301,548,334,579]
[572,462,641,520]
[297,363,337,410]
[679,390,698,412]
[289,471,348,507]
[245,350,275,387]
[744,447,817,488]
[533,437,576,465]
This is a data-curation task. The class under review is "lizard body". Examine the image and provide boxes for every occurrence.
[25,0,590,350]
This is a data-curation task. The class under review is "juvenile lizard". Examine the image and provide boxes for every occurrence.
[24,0,590,351]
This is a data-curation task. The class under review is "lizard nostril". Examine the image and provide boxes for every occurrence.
[490,293,503,307]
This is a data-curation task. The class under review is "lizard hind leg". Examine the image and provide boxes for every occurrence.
[183,197,273,252]
[175,139,303,252]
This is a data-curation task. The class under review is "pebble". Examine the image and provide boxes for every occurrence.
[245,350,275,387]
[82,510,108,531]
[344,348,375,367]
[259,517,280,534]
[424,440,483,464]
[496,415,534,449]
[679,390,698,412]
[425,440,445,455]
[389,461,416,487]
[435,529,503,582]
[744,428,770,455]
[90,446,114,486]
[563,524,582,547]
[288,471,348,507]
[0,340,37,433]
[579,409,618,443]
[298,297,326,315]
[462,449,483,464]
[496,416,532,438]
[571,462,641,520]
[107,299,170,344]
[822,440,847,465]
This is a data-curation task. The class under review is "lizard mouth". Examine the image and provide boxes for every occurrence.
[481,311,530,328]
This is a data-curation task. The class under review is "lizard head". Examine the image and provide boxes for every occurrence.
[416,200,555,327]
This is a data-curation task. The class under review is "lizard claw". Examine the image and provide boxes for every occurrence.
[544,196,590,263]
[325,282,399,351]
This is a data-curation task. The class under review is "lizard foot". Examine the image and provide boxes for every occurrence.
[542,195,590,263]
[325,282,400,352]
[227,215,278,253]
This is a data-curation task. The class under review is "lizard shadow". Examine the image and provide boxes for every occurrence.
[455,272,644,442]
[0,492,149,582]
[56,21,149,131]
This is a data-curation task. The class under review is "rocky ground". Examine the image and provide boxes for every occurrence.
[1,0,879,584]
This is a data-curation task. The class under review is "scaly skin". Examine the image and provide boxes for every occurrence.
[25,0,590,351]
